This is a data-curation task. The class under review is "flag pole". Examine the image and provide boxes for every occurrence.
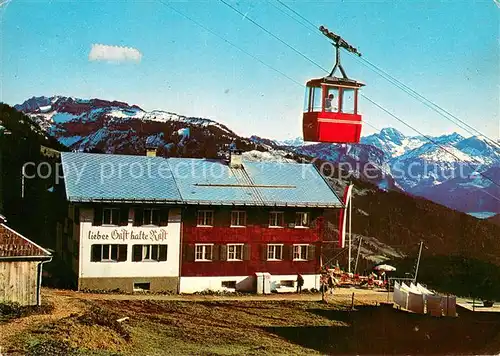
[348,185,352,274]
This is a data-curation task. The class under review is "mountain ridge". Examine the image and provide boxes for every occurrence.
[13,95,500,215]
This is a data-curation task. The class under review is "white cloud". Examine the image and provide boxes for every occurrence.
[88,44,142,63]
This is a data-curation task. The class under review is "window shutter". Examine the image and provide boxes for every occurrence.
[183,244,195,262]
[243,244,251,261]
[74,207,80,224]
[282,244,289,260]
[159,245,168,261]
[159,208,169,226]
[132,245,142,262]
[93,206,103,226]
[91,245,101,262]
[307,245,316,261]
[134,208,143,226]
[212,244,220,261]
[120,206,129,226]
[219,245,227,261]
[261,244,268,261]
[111,245,118,260]
[118,245,128,262]
[112,209,120,226]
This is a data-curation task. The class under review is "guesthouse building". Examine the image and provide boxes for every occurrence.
[59,150,343,293]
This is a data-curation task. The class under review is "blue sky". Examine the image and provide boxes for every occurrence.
[1,0,498,141]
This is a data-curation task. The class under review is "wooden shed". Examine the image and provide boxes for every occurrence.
[0,222,52,306]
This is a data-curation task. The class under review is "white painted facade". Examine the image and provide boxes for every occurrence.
[78,207,181,279]
[179,274,321,294]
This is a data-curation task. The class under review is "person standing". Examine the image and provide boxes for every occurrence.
[296,273,304,293]
[328,274,336,295]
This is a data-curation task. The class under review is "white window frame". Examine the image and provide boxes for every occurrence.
[293,244,309,261]
[269,211,284,228]
[143,208,160,226]
[227,244,244,261]
[102,208,119,226]
[195,244,213,261]
[230,211,246,227]
[101,244,118,262]
[197,210,214,227]
[267,244,283,261]
[142,244,160,261]
[295,212,310,228]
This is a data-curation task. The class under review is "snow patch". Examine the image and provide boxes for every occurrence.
[468,212,497,219]
[39,105,52,113]
[242,150,295,163]
[107,108,145,119]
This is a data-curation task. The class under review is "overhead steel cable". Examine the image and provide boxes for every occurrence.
[361,93,500,193]
[275,0,320,33]
[272,0,500,148]
[267,0,324,38]
[219,0,496,169]
[355,56,500,149]
[218,0,326,72]
[158,0,500,201]
[216,0,500,195]
[158,0,380,132]
[157,0,303,87]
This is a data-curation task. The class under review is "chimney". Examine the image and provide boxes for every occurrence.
[146,147,157,157]
[229,149,243,168]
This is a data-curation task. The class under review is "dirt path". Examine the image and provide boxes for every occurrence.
[0,292,85,349]
[49,286,391,303]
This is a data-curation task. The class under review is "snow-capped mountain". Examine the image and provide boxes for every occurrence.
[361,127,428,158]
[361,128,499,195]
[14,96,239,156]
[14,95,500,215]
[15,96,234,136]
[263,129,499,214]
[416,166,500,214]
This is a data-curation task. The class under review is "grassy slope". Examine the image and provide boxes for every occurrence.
[4,291,500,356]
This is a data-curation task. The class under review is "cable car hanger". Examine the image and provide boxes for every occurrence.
[319,26,361,81]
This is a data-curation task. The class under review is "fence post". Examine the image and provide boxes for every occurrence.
[446,294,449,316]
[387,278,391,302]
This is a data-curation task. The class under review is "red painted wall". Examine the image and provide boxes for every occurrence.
[181,207,325,277]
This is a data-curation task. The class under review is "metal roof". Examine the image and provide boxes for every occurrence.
[61,153,343,208]
[61,152,183,203]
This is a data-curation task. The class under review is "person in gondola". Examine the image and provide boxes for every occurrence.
[325,93,334,112]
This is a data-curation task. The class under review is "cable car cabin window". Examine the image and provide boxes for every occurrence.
[324,87,339,112]
[311,87,322,112]
[303,87,311,112]
[341,88,356,114]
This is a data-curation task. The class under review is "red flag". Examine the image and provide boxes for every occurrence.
[338,184,353,248]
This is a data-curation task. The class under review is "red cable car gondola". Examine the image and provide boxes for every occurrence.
[303,26,365,144]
